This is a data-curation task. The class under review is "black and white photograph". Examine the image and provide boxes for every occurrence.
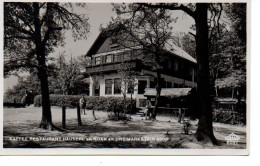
[1,1,249,155]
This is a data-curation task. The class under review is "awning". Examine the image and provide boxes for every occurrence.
[144,88,192,97]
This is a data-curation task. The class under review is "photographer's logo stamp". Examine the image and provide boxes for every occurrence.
[225,133,240,145]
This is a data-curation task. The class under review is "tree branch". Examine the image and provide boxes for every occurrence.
[139,3,196,19]
[189,32,196,38]
[5,36,32,40]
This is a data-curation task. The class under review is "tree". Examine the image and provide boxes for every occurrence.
[208,4,246,99]
[217,3,246,99]
[117,61,137,116]
[4,2,89,129]
[109,5,175,120]
[180,33,196,59]
[225,3,246,45]
[133,3,227,144]
[212,33,246,98]
[51,54,87,95]
[4,74,41,104]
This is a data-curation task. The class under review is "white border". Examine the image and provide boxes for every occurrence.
[0,0,251,156]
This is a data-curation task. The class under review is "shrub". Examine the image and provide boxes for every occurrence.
[34,95,82,107]
[212,109,246,125]
[34,95,136,112]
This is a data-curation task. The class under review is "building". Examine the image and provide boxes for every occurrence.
[84,30,197,107]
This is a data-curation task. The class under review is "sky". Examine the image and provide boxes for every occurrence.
[3,3,194,92]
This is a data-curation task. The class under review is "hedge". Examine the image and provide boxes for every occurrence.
[212,109,246,125]
[34,95,136,113]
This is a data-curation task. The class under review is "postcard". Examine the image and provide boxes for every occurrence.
[1,0,250,155]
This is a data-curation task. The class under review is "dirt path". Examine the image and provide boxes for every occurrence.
[3,107,246,148]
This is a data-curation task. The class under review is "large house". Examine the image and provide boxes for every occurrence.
[84,30,197,107]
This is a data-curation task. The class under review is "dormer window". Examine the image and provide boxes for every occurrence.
[110,38,119,48]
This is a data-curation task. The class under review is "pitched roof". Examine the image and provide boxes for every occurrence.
[144,88,192,97]
[165,43,197,63]
[86,29,197,64]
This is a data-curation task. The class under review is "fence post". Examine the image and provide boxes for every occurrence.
[77,105,82,126]
[62,106,66,129]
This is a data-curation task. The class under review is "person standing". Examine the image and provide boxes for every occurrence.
[79,95,86,115]
[145,99,152,120]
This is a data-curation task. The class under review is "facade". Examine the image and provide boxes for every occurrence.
[84,31,197,107]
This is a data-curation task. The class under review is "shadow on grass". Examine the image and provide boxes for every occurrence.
[3,117,246,149]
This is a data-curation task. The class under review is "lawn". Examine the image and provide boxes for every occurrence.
[3,106,246,149]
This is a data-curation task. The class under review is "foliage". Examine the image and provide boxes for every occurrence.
[4,2,89,76]
[212,109,246,125]
[110,4,176,119]
[34,95,136,111]
[4,74,41,104]
[117,61,136,97]
[49,54,89,95]
[111,4,176,70]
[4,2,90,128]
[179,33,196,59]
[208,5,246,97]
[225,3,246,44]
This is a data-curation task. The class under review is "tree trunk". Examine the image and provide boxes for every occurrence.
[92,110,97,120]
[194,3,218,145]
[38,66,53,130]
[62,106,66,128]
[151,70,161,120]
[77,105,82,126]
[123,86,127,116]
[33,3,53,130]
[130,92,133,116]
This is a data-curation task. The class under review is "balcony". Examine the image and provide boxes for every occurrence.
[85,60,138,74]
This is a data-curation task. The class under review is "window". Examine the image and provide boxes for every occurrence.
[114,78,122,94]
[174,60,178,71]
[95,57,101,65]
[105,79,113,95]
[105,55,112,63]
[138,80,147,94]
[94,85,100,96]
[114,54,121,62]
[167,82,172,88]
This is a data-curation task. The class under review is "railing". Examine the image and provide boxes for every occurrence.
[85,61,137,73]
